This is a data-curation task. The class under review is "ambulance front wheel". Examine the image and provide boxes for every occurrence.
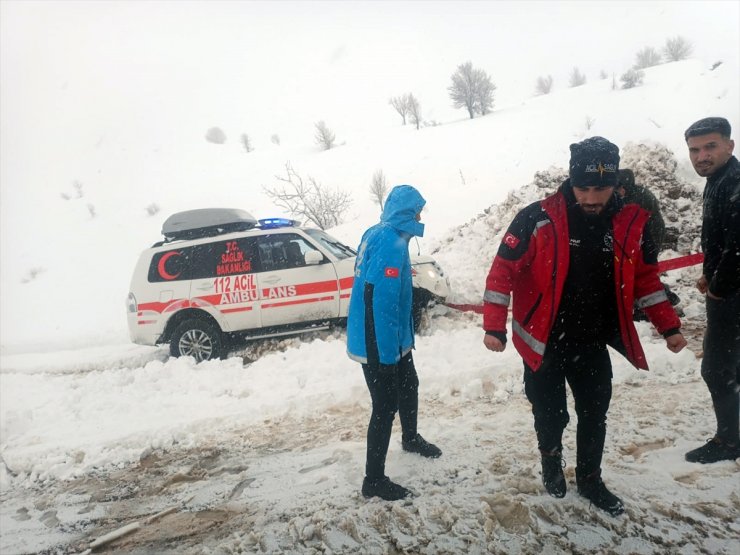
[170,318,224,362]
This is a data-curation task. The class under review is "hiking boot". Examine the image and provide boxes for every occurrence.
[577,471,625,516]
[541,450,566,498]
[361,476,412,501]
[402,434,442,458]
[685,437,740,464]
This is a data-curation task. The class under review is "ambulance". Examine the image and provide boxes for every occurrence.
[126,208,450,361]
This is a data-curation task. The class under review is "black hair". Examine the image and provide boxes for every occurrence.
[684,117,732,141]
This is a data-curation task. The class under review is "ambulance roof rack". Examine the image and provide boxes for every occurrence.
[157,208,259,244]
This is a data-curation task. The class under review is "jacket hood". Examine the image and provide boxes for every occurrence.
[380,184,426,237]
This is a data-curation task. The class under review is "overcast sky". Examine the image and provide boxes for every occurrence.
[1,0,738,182]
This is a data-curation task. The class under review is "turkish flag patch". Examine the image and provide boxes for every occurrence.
[503,233,520,249]
[384,267,399,278]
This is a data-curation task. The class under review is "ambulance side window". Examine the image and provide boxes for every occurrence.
[257,234,316,271]
[191,238,259,279]
[148,247,194,282]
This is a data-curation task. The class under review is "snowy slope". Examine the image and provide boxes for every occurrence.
[1,10,739,553]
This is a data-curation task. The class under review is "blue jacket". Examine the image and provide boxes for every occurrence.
[346,185,426,365]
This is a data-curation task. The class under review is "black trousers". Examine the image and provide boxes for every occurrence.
[362,352,419,479]
[524,344,612,476]
[701,291,740,443]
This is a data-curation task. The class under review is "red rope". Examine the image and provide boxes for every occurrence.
[657,252,704,272]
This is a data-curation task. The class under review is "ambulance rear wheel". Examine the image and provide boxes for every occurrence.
[170,318,223,362]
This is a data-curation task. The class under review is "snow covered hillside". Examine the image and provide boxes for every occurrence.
[1,3,739,552]
[1,58,737,353]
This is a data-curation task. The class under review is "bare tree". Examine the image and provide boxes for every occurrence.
[585,115,595,130]
[569,67,586,87]
[240,133,253,153]
[599,70,609,80]
[264,162,352,229]
[407,93,422,130]
[663,36,693,62]
[314,121,336,150]
[369,169,388,210]
[535,75,554,95]
[634,46,661,69]
[476,75,496,115]
[448,61,496,119]
[389,94,411,125]
[205,127,226,144]
[621,68,645,89]
[271,134,281,145]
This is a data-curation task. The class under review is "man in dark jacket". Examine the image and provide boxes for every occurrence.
[483,137,687,516]
[684,117,740,464]
[347,184,441,501]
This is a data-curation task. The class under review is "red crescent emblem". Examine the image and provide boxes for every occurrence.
[158,251,182,280]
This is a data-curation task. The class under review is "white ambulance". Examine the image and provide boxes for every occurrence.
[126,208,450,361]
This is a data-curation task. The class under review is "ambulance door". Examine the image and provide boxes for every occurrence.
[190,237,261,332]
[256,233,340,327]
[140,246,195,337]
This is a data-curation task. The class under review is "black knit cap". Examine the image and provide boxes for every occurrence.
[569,136,620,188]
[684,117,731,140]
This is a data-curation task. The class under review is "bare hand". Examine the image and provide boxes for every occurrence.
[696,274,708,294]
[484,335,505,352]
[666,333,687,353]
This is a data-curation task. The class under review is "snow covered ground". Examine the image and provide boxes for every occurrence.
[2,2,739,553]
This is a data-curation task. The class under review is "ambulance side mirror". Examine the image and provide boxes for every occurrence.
[305,250,323,265]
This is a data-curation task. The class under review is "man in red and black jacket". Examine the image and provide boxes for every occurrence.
[483,136,687,516]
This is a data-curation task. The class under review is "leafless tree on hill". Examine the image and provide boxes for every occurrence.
[663,36,693,62]
[448,61,496,119]
[205,127,226,144]
[389,94,411,125]
[634,46,661,69]
[535,75,553,95]
[264,162,352,229]
[408,93,422,130]
[314,121,336,150]
[569,67,586,87]
[621,68,645,89]
[240,134,253,153]
[369,169,388,211]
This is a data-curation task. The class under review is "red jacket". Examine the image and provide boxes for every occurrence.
[484,188,680,371]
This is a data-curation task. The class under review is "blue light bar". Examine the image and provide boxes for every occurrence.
[258,217,301,229]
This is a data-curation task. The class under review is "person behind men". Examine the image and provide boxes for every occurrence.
[683,117,740,463]
[617,169,681,317]
[482,137,687,516]
[347,184,441,501]
[617,168,666,250]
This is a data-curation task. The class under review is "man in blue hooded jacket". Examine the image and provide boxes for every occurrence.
[347,184,442,501]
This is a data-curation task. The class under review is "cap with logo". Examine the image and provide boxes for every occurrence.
[569,136,620,188]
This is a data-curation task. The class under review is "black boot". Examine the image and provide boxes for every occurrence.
[576,470,624,516]
[540,449,566,498]
[402,433,442,458]
[361,476,412,501]
[685,436,740,464]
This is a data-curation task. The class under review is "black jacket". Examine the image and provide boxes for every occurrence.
[702,155,740,298]
[619,171,665,250]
